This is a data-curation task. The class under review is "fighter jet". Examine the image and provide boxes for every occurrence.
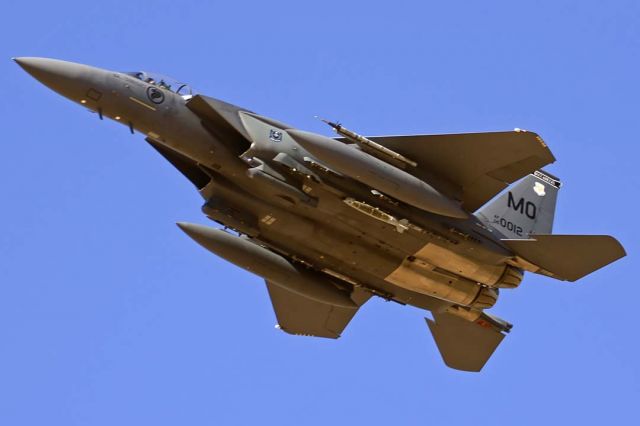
[15,57,626,371]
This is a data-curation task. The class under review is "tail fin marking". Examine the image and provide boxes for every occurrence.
[477,170,561,239]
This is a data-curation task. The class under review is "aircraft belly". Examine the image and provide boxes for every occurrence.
[254,206,495,308]
[411,243,506,285]
[197,148,506,308]
[385,259,479,306]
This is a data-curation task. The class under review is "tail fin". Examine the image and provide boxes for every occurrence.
[476,170,561,239]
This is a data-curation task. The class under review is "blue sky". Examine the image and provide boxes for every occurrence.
[2,1,638,424]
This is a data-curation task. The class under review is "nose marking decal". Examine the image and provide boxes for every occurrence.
[128,96,157,111]
[146,86,165,104]
[269,129,283,142]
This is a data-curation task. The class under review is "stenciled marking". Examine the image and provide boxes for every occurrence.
[260,214,277,225]
[533,170,561,188]
[493,214,524,237]
[507,192,536,219]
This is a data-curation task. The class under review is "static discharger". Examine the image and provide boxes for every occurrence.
[319,118,418,168]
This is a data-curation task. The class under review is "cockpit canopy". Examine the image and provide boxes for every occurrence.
[124,71,196,97]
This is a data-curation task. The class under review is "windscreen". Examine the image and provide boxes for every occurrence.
[124,71,196,97]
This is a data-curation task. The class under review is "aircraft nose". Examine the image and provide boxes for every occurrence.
[14,57,98,100]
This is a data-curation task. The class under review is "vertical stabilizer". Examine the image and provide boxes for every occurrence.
[477,170,561,239]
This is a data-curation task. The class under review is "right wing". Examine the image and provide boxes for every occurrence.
[362,131,555,212]
[266,281,367,339]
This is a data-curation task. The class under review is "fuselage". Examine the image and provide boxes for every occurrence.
[15,57,522,312]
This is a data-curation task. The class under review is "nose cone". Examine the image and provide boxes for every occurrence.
[14,57,100,101]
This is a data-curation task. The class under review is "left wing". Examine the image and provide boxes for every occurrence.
[146,138,211,189]
[266,281,367,339]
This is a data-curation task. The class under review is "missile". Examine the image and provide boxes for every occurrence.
[177,222,356,308]
[286,129,469,219]
[319,118,418,168]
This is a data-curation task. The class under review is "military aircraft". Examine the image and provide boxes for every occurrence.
[15,57,626,371]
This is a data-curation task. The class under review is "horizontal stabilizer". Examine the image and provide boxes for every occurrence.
[503,234,626,281]
[426,312,507,372]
